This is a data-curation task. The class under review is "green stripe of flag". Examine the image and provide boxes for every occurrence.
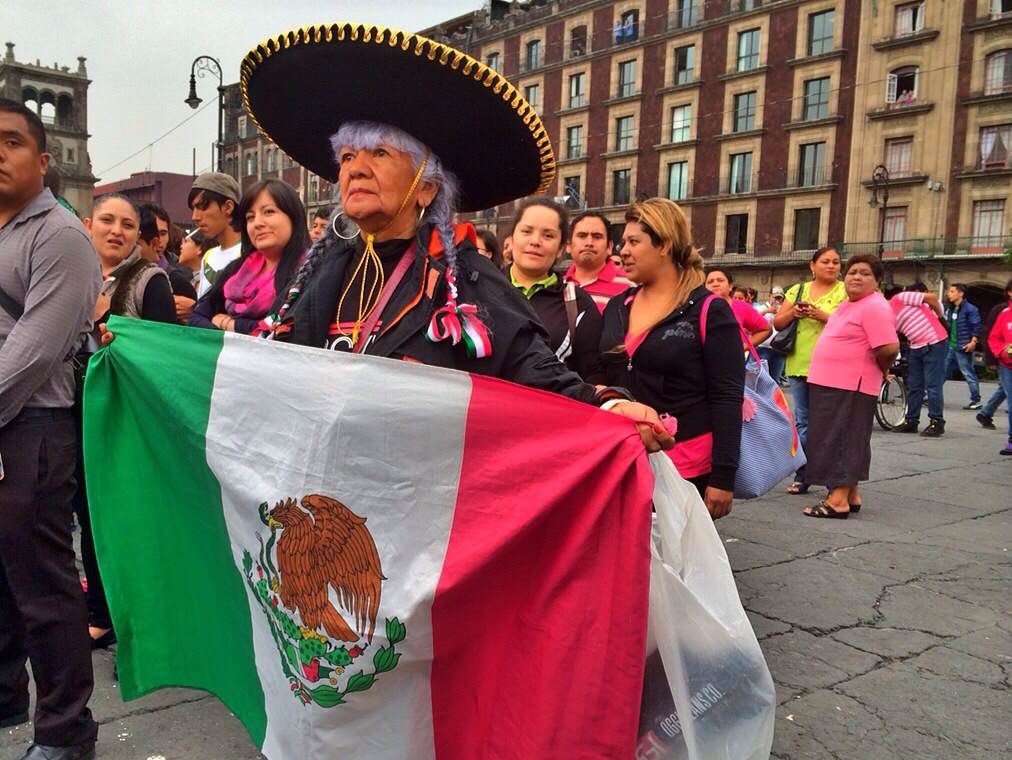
[83,317,267,745]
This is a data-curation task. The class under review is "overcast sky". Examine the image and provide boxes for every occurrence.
[6,1,480,182]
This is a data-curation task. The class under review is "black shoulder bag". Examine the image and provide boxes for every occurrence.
[768,282,804,355]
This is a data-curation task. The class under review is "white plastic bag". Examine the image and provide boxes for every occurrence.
[635,455,775,760]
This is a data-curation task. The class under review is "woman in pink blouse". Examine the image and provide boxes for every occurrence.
[705,268,771,349]
[802,254,899,518]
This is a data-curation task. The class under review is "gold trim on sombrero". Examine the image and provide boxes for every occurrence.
[239,22,556,197]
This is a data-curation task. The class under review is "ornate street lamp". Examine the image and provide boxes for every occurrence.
[185,55,224,172]
[867,163,891,258]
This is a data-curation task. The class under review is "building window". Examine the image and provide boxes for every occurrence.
[724,214,749,254]
[728,152,753,193]
[737,28,761,72]
[566,125,584,159]
[798,142,826,186]
[673,44,696,84]
[993,0,1012,19]
[613,169,631,205]
[225,155,236,178]
[238,116,248,138]
[670,104,691,142]
[802,77,830,120]
[615,115,634,151]
[244,152,257,176]
[615,10,639,44]
[807,9,835,56]
[617,59,637,97]
[265,148,277,172]
[883,207,907,247]
[980,124,1011,168]
[65,147,75,164]
[895,2,924,36]
[794,208,821,251]
[671,0,696,29]
[523,83,540,112]
[667,161,689,201]
[524,39,541,71]
[563,175,582,205]
[972,200,1005,244]
[569,73,586,108]
[885,137,913,176]
[486,51,501,72]
[984,50,1012,95]
[886,66,918,105]
[733,91,756,132]
[569,26,587,58]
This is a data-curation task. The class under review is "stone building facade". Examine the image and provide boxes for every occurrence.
[420,0,1012,300]
[0,42,97,216]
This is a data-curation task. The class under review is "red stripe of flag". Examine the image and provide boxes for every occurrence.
[430,375,654,758]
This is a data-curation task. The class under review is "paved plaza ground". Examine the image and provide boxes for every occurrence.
[3,380,1009,759]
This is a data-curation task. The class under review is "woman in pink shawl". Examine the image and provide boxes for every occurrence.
[188,179,309,334]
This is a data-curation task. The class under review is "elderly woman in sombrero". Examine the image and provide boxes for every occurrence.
[231,23,673,450]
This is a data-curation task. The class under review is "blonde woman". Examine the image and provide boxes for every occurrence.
[600,199,744,519]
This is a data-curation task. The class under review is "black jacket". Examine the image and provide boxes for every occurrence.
[276,223,602,405]
[525,278,605,384]
[601,284,743,490]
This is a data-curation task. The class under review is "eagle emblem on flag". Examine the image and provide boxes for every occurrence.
[241,495,406,707]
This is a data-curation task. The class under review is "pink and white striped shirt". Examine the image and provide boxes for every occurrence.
[889,292,947,349]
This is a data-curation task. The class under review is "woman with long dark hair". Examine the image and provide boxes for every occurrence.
[188,179,309,334]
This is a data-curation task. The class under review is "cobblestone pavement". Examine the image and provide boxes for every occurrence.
[3,381,1009,759]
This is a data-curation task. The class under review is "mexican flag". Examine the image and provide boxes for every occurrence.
[83,317,658,759]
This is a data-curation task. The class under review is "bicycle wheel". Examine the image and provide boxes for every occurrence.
[876,376,908,431]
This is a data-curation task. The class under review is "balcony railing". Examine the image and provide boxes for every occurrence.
[665,5,701,31]
[705,236,1011,265]
[565,42,587,60]
[566,95,587,109]
[840,236,1012,259]
[785,165,835,188]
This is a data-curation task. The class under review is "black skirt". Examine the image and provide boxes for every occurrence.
[804,383,877,486]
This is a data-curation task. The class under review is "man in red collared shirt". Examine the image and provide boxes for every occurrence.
[563,211,632,313]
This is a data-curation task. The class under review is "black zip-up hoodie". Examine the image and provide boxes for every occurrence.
[525,278,605,384]
[600,284,744,490]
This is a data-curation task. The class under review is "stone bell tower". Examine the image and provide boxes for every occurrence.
[0,42,97,215]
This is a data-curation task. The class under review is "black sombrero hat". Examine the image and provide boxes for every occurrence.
[240,23,556,213]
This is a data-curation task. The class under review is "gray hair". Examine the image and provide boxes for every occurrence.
[274,121,463,325]
[331,121,460,268]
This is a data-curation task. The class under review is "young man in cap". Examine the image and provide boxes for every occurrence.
[0,98,100,760]
[187,171,241,298]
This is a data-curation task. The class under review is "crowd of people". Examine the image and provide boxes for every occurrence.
[2,43,1011,758]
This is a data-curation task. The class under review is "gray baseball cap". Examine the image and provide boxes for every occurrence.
[191,172,240,204]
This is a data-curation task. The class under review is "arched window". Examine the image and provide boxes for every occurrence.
[985,50,1012,95]
[22,87,39,116]
[524,39,541,71]
[886,65,918,105]
[39,92,56,125]
[245,152,258,176]
[265,147,277,172]
[569,26,587,58]
[57,94,74,128]
[225,155,236,178]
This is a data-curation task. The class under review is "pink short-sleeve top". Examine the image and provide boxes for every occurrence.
[808,291,899,396]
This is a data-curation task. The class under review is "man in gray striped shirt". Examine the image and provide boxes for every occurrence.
[0,98,101,760]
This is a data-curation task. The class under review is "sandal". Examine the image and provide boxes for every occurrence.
[787,481,810,495]
[849,502,862,514]
[804,500,849,519]
[91,628,117,650]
